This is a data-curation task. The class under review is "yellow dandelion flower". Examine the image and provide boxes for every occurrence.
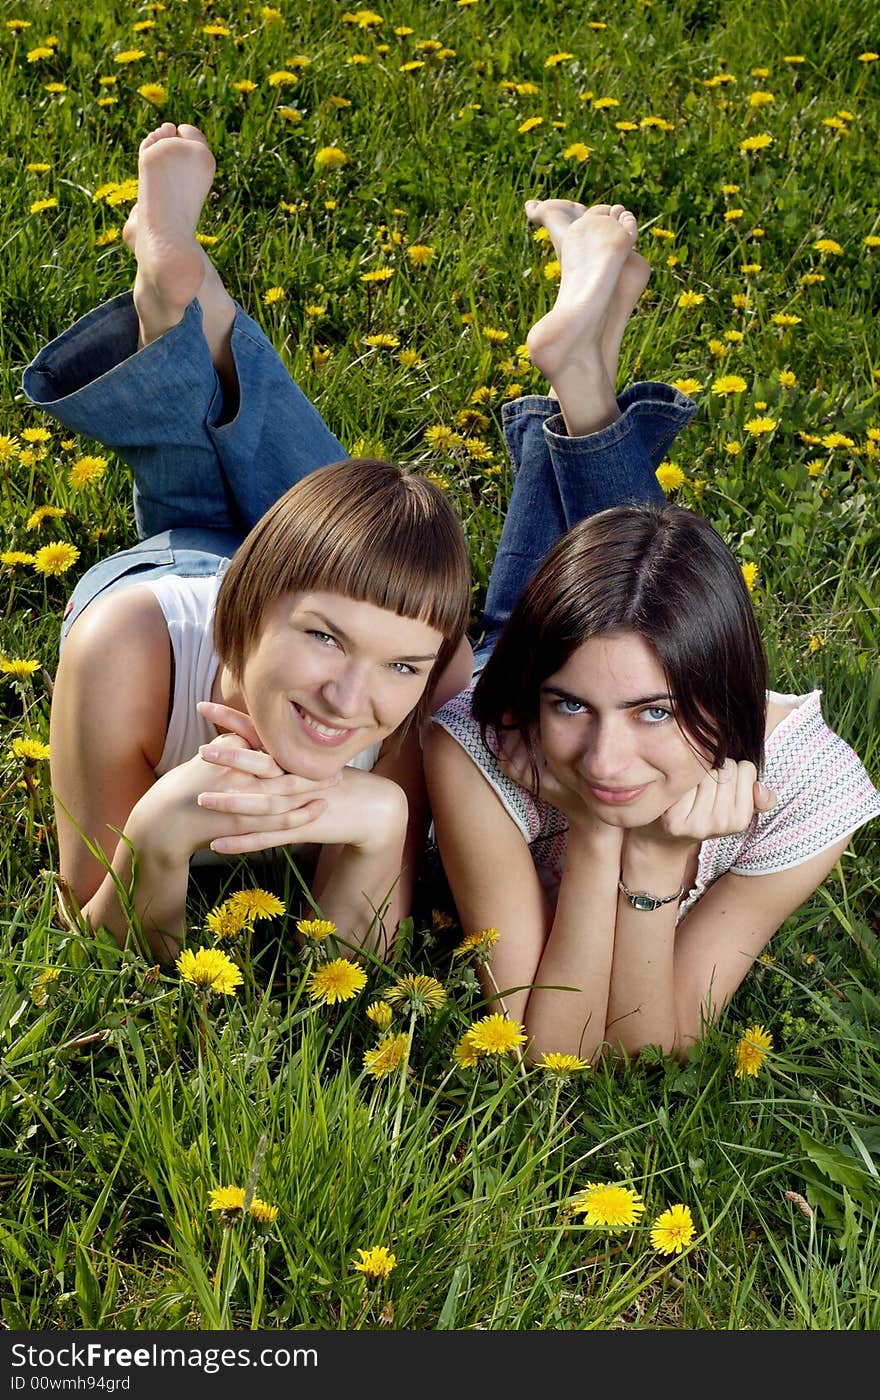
[21,427,51,444]
[263,286,286,306]
[27,505,66,529]
[650,1204,696,1255]
[740,262,762,275]
[808,633,825,652]
[465,439,494,462]
[30,198,58,214]
[233,79,257,92]
[26,163,51,173]
[671,377,702,396]
[95,229,121,246]
[296,917,336,940]
[208,1185,245,1213]
[366,1000,393,1030]
[734,1023,773,1077]
[805,459,824,477]
[202,24,232,38]
[539,1052,590,1074]
[343,9,384,28]
[739,133,773,153]
[724,329,744,343]
[395,348,420,368]
[454,1030,482,1068]
[399,60,425,71]
[563,142,591,161]
[822,116,849,133]
[27,47,54,62]
[105,179,139,208]
[205,900,253,942]
[724,208,744,222]
[384,973,447,1016]
[268,70,297,86]
[569,1182,645,1228]
[177,946,243,995]
[453,927,500,958]
[424,424,463,451]
[44,83,67,94]
[813,239,843,255]
[308,958,367,1006]
[12,737,51,762]
[544,52,574,67]
[482,327,509,343]
[1,657,40,678]
[68,455,108,489]
[7,20,33,31]
[467,1013,528,1056]
[137,83,167,105]
[708,338,726,359]
[2,552,36,567]
[711,374,748,396]
[740,561,758,592]
[361,267,394,283]
[731,293,749,308]
[820,432,855,449]
[656,461,685,492]
[749,90,774,107]
[363,1031,409,1078]
[249,1197,279,1223]
[518,116,543,134]
[772,313,802,327]
[593,96,620,109]
[540,258,562,282]
[314,146,349,170]
[725,441,742,455]
[744,416,776,436]
[261,4,284,20]
[676,290,705,308]
[778,370,797,389]
[33,542,80,576]
[352,1245,396,1280]
[114,49,146,63]
[363,333,400,349]
[407,243,434,266]
[0,435,18,460]
[864,235,880,248]
[858,52,878,61]
[228,889,284,921]
[31,967,61,1006]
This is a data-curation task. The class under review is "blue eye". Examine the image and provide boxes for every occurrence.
[389,661,417,676]
[553,697,588,716]
[641,706,672,723]
[308,630,338,647]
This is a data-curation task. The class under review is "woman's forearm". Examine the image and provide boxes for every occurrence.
[79,820,189,962]
[522,824,622,1062]
[310,786,410,958]
[606,837,693,1056]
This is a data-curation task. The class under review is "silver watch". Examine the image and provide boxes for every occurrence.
[618,877,685,913]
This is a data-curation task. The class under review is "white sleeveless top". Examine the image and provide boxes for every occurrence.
[140,573,382,776]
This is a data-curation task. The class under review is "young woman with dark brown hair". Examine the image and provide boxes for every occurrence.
[426,198,880,1064]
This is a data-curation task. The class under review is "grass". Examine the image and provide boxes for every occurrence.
[1,0,878,1331]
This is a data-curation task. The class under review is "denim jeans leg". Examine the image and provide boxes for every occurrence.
[474,383,697,666]
[208,308,348,532]
[543,381,697,527]
[22,293,349,540]
[23,294,236,539]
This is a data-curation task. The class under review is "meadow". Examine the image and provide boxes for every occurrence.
[1,0,879,1332]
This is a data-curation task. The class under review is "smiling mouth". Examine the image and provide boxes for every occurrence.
[585,781,651,805]
[292,703,357,746]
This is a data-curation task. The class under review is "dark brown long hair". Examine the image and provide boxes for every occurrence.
[473,504,768,778]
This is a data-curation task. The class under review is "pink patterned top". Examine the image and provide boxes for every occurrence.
[433,687,880,917]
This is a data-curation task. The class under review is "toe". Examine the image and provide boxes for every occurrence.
[177,123,210,145]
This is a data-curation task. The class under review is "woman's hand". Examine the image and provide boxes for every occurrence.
[128,732,340,862]
[494,727,620,843]
[646,759,776,847]
[197,759,408,858]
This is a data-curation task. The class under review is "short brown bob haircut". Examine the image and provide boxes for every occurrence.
[473,503,768,783]
[214,458,471,741]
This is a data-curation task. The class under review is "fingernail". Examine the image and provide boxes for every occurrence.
[200,747,219,760]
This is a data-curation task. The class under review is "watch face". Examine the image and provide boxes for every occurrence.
[633,894,659,912]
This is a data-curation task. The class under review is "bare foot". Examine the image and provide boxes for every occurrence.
[526,198,649,390]
[523,199,640,435]
[125,123,217,347]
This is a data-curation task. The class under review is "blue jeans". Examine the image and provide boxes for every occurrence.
[22,293,696,652]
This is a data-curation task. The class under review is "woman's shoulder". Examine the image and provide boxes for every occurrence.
[432,685,546,843]
[727,688,880,876]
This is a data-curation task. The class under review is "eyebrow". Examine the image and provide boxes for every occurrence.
[541,685,674,709]
[303,611,440,664]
